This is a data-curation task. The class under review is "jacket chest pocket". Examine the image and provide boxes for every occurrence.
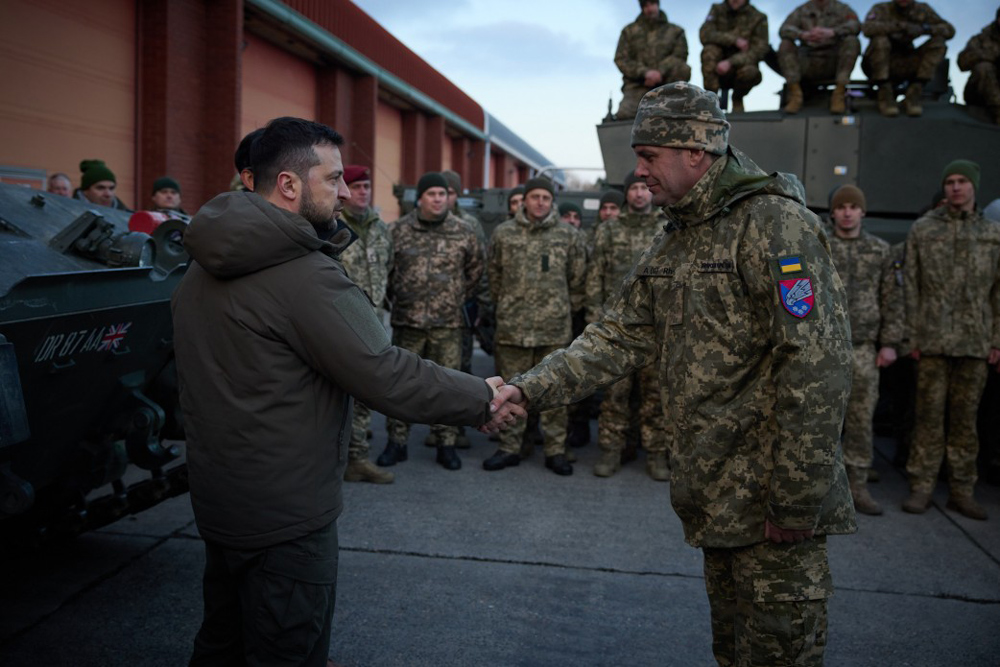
[689,267,752,354]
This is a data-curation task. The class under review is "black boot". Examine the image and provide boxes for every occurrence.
[436,445,462,471]
[545,454,573,476]
[483,450,520,471]
[376,441,407,467]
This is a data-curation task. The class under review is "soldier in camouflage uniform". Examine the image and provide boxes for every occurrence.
[377,172,484,471]
[827,184,905,514]
[482,177,588,476]
[902,160,1000,521]
[615,0,692,120]
[339,165,395,484]
[861,0,955,117]
[777,0,862,114]
[587,171,669,481]
[957,8,1000,125]
[487,83,856,665]
[699,0,770,113]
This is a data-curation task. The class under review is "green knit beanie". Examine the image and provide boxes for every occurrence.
[80,160,116,189]
[558,202,582,218]
[152,176,181,195]
[941,159,980,191]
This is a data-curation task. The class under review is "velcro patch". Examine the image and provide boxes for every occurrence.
[333,287,391,354]
[779,278,814,318]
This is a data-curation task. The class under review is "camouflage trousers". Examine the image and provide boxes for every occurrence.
[702,537,832,667]
[701,45,762,96]
[861,36,947,83]
[598,362,667,454]
[385,326,463,447]
[616,61,693,119]
[964,60,1000,109]
[495,343,567,457]
[348,401,372,460]
[777,37,860,86]
[907,356,988,495]
[842,343,878,470]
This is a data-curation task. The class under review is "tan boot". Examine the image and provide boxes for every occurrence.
[877,85,899,117]
[731,94,745,114]
[344,459,395,484]
[593,449,621,478]
[946,494,988,521]
[848,466,883,515]
[903,82,923,116]
[902,490,931,514]
[829,83,847,115]
[783,84,803,114]
[646,451,671,482]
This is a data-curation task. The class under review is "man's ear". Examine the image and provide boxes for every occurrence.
[276,171,300,203]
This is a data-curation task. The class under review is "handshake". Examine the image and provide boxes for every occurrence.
[482,377,530,433]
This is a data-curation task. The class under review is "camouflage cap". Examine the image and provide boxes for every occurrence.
[631,82,730,155]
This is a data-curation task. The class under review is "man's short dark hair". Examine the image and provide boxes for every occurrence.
[250,117,344,195]
[234,128,265,174]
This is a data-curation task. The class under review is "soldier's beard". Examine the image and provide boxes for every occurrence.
[300,184,337,233]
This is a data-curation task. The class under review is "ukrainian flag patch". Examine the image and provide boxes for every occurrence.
[778,256,803,274]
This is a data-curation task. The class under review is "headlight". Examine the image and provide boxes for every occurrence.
[104,231,156,268]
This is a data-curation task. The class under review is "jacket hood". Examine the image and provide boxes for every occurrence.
[663,146,805,228]
[183,191,355,279]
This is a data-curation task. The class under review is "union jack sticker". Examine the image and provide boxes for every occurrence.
[98,322,132,351]
[779,278,814,318]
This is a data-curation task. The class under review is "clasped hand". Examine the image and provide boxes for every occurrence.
[481,378,528,433]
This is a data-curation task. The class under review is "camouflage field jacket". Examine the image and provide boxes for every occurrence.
[615,10,688,82]
[699,1,770,67]
[829,230,904,347]
[339,206,392,311]
[512,147,857,548]
[586,210,664,323]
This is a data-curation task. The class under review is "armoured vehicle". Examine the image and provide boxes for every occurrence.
[0,183,189,548]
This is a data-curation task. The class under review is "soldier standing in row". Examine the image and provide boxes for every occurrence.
[614,0,691,120]
[377,172,484,471]
[338,165,395,484]
[957,7,1000,125]
[827,184,904,515]
[482,178,587,476]
[487,82,856,665]
[778,0,862,114]
[586,171,669,481]
[699,0,769,113]
[902,160,1000,520]
[861,0,954,117]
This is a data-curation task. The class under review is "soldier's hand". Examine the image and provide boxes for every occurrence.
[644,69,663,87]
[480,381,528,433]
[716,60,732,76]
[735,37,749,51]
[904,22,923,39]
[910,348,921,361]
[764,520,814,544]
[876,347,898,368]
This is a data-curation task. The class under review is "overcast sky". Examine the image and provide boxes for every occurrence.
[351,0,997,180]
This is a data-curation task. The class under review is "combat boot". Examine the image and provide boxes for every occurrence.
[344,459,395,484]
[901,490,931,514]
[848,466,882,515]
[436,445,461,471]
[903,82,923,116]
[731,93,745,114]
[376,441,407,467]
[877,85,899,117]
[783,84,803,114]
[829,83,847,115]
[545,453,573,476]
[593,449,621,478]
[646,451,670,482]
[946,494,988,521]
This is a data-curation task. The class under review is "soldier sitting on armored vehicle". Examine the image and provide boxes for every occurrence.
[861,0,955,117]
[614,0,691,120]
[46,172,72,198]
[778,0,862,115]
[74,159,131,211]
[699,0,770,113]
[957,7,1000,125]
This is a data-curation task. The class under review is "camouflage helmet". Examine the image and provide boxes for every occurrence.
[631,82,730,156]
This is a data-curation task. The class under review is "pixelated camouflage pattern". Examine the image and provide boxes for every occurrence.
[586,210,667,322]
[339,206,393,311]
[488,208,588,347]
[703,537,831,666]
[778,0,861,85]
[958,19,1000,108]
[388,210,484,329]
[908,356,989,495]
[599,363,667,455]
[495,343,567,457]
[348,401,372,458]
[385,326,463,447]
[903,206,1000,357]
[842,342,879,469]
[699,1,769,94]
[615,9,692,119]
[861,2,954,81]
[828,230,903,346]
[631,82,730,155]
[512,147,856,548]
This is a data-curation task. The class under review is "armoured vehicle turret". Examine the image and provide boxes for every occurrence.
[0,183,189,548]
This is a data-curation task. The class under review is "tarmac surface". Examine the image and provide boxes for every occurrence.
[2,350,999,666]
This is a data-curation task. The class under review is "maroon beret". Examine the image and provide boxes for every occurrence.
[344,165,371,185]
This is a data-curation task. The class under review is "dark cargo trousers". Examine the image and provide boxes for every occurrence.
[702,537,832,666]
[190,521,339,667]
